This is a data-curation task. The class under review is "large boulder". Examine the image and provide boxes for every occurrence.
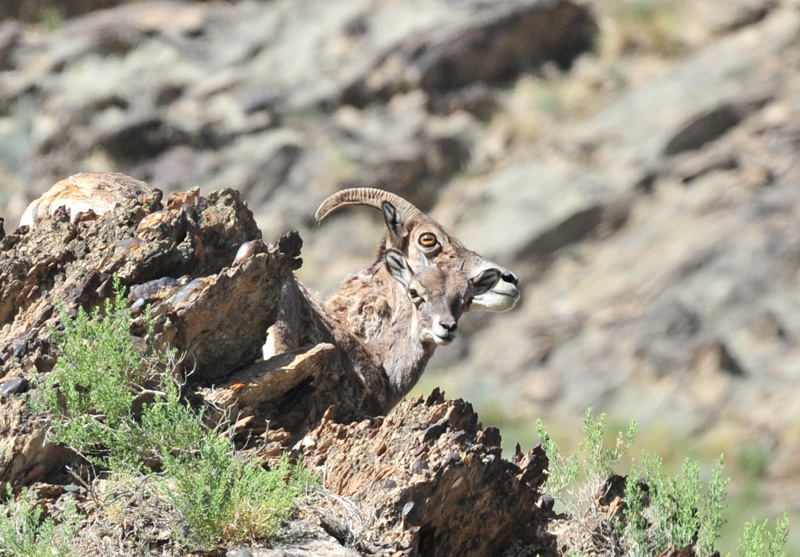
[0,172,299,487]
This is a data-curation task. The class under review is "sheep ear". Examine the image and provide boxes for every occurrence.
[382,201,405,247]
[470,268,501,296]
[384,248,413,288]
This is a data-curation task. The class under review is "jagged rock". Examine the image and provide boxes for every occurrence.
[0,376,27,397]
[166,233,294,383]
[203,343,335,415]
[694,0,777,34]
[1,1,161,23]
[226,518,362,557]
[0,173,299,487]
[165,232,302,382]
[668,145,740,184]
[662,103,745,156]
[301,389,555,556]
[436,6,800,455]
[341,0,596,103]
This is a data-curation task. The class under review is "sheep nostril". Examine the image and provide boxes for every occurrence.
[441,321,457,333]
[502,271,519,286]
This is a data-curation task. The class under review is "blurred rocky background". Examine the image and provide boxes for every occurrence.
[1,0,799,552]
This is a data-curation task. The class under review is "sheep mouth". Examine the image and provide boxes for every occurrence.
[432,332,456,345]
[493,280,521,298]
[472,287,520,312]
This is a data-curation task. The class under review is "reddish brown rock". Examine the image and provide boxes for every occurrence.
[301,389,556,556]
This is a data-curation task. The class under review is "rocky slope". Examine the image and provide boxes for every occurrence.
[0,175,559,556]
[437,0,800,507]
[2,0,800,551]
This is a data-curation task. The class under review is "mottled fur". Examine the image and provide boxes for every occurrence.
[324,265,394,343]
[267,275,392,416]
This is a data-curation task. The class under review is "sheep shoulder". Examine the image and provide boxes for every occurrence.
[325,266,410,344]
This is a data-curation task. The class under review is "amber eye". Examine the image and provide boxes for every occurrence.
[419,233,437,247]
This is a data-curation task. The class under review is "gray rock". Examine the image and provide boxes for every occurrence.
[226,548,253,557]
[571,8,799,173]
[227,518,361,557]
[95,111,189,163]
[696,0,777,34]
[432,7,800,461]
[0,21,20,71]
[356,0,597,97]
[662,103,744,156]
[0,377,28,397]
[148,146,218,192]
[0,0,595,236]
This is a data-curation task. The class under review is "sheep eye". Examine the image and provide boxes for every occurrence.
[419,233,437,247]
[408,288,424,304]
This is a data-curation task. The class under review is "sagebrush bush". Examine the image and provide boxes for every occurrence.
[28,279,165,468]
[27,278,317,549]
[535,408,775,556]
[163,439,315,548]
[737,512,789,557]
[0,485,82,557]
[537,408,636,514]
[624,454,728,556]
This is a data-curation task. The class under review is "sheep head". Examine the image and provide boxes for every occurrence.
[383,248,501,347]
[316,188,520,313]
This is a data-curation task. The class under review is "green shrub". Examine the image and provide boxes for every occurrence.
[624,454,728,556]
[538,408,732,555]
[163,438,315,549]
[737,512,789,557]
[28,279,165,468]
[0,485,82,557]
[28,279,317,549]
[537,408,636,513]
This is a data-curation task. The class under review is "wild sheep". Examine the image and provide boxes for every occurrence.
[261,189,518,417]
[267,247,500,416]
[264,191,516,415]
[267,189,519,356]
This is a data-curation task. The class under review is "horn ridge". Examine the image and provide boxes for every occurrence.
[315,188,422,223]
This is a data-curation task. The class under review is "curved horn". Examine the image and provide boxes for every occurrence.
[315,188,423,224]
